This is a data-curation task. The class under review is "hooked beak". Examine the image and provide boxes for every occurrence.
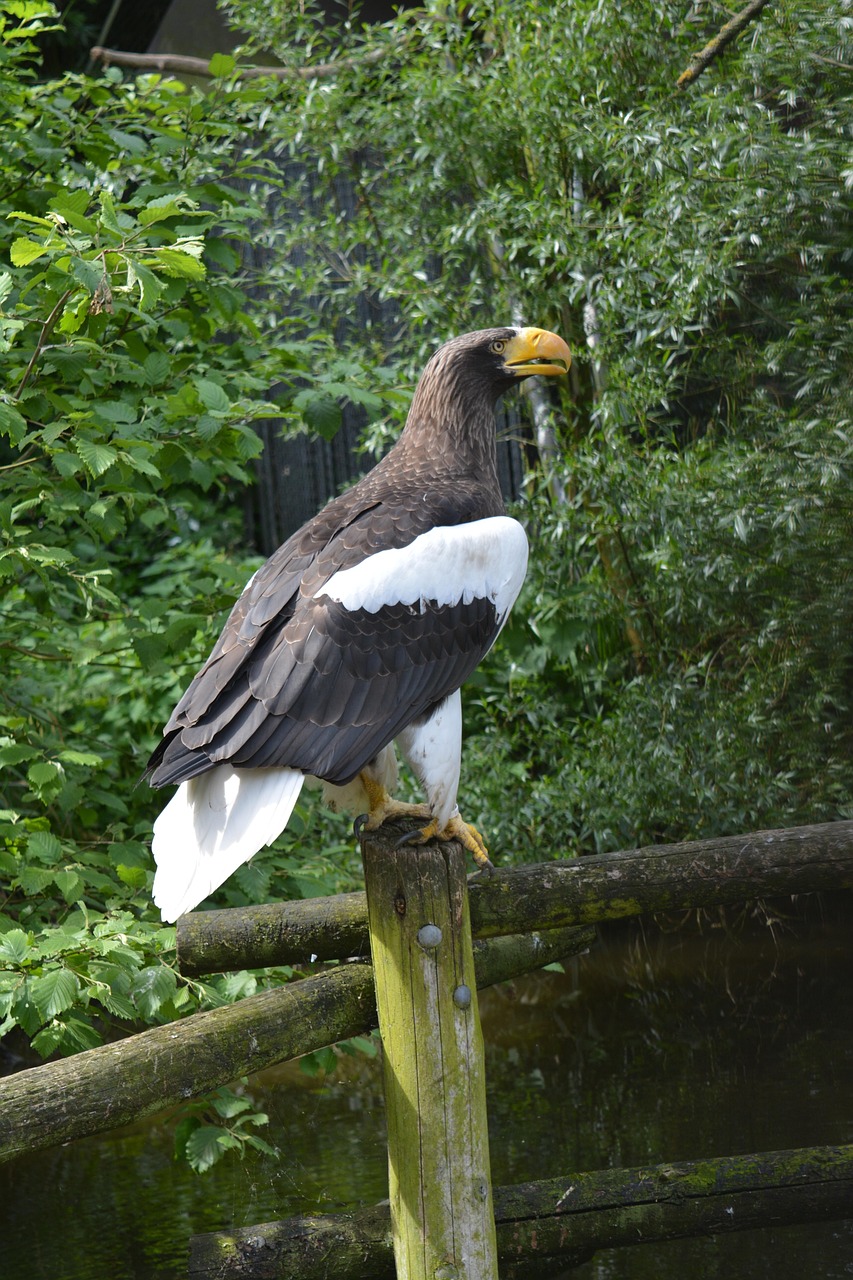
[504,327,571,378]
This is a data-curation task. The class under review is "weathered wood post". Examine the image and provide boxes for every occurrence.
[361,827,498,1280]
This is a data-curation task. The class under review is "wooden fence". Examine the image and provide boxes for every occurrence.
[1,820,852,1278]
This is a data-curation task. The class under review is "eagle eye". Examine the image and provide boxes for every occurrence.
[490,339,507,355]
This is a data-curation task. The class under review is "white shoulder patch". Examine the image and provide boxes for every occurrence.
[321,515,528,619]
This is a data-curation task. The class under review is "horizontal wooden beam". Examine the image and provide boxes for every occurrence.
[176,821,853,974]
[187,1142,853,1278]
[0,964,374,1165]
[0,924,592,1164]
[471,820,853,938]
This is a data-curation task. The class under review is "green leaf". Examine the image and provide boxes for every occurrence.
[218,971,257,1002]
[57,749,103,768]
[53,869,85,903]
[185,1126,227,1173]
[138,196,196,227]
[208,53,236,79]
[30,968,80,1020]
[59,1015,102,1053]
[26,829,64,863]
[10,237,49,266]
[150,249,206,281]
[7,211,53,229]
[94,989,137,1020]
[97,190,123,237]
[116,864,147,889]
[17,867,55,895]
[211,1090,252,1119]
[74,436,118,477]
[346,1034,379,1058]
[294,390,342,441]
[16,542,76,567]
[0,401,27,444]
[31,1021,67,1058]
[0,742,39,767]
[0,929,32,965]
[132,632,167,670]
[11,987,42,1036]
[26,761,65,803]
[195,378,230,412]
[143,351,170,385]
[174,1113,201,1162]
[50,200,96,234]
[130,964,177,1019]
[129,261,163,308]
[107,840,149,869]
[299,1045,338,1077]
[93,399,137,425]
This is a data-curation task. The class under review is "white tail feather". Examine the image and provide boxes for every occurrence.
[151,765,304,921]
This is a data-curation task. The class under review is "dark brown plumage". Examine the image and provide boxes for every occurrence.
[149,326,570,920]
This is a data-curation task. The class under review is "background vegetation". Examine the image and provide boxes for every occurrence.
[0,0,850,1163]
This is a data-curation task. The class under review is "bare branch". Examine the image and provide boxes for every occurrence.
[677,0,773,89]
[89,44,385,81]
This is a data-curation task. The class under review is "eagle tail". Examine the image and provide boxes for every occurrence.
[151,764,305,921]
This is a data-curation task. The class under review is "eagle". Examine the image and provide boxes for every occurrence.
[148,326,571,920]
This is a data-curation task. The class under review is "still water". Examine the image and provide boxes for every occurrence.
[2,895,852,1279]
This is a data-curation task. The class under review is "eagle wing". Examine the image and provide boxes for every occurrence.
[148,488,527,789]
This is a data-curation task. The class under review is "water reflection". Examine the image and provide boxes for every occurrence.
[2,894,851,1279]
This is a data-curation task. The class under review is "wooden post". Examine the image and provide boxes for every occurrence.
[362,830,498,1280]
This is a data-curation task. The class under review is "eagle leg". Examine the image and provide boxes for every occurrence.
[395,811,495,873]
[355,770,431,834]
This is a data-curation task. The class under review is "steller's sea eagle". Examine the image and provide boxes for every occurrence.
[148,326,570,920]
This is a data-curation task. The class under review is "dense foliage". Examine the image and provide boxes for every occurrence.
[233,0,852,853]
[0,1,390,1164]
[0,0,850,1165]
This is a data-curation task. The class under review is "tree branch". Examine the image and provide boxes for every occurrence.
[677,0,773,89]
[89,45,386,81]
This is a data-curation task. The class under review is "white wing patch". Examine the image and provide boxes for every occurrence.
[320,515,528,618]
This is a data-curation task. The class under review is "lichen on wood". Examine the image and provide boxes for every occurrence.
[188,1142,853,1279]
[362,829,499,1280]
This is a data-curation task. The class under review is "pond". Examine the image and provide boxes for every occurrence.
[2,893,852,1279]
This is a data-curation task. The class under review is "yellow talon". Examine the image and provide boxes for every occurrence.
[395,812,495,873]
[440,813,494,873]
[357,773,430,832]
[354,773,495,873]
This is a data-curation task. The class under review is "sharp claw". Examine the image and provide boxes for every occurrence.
[395,826,427,849]
[353,813,369,839]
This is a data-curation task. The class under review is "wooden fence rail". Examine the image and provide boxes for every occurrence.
[188,1142,853,1279]
[0,922,592,1163]
[2,819,851,1277]
[176,820,853,975]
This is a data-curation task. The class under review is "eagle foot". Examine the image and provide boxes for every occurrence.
[354,777,431,838]
[395,813,495,873]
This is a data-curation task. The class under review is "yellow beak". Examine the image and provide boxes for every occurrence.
[504,327,571,378]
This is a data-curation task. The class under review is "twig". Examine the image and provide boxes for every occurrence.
[89,45,386,81]
[677,0,773,89]
[14,290,73,399]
